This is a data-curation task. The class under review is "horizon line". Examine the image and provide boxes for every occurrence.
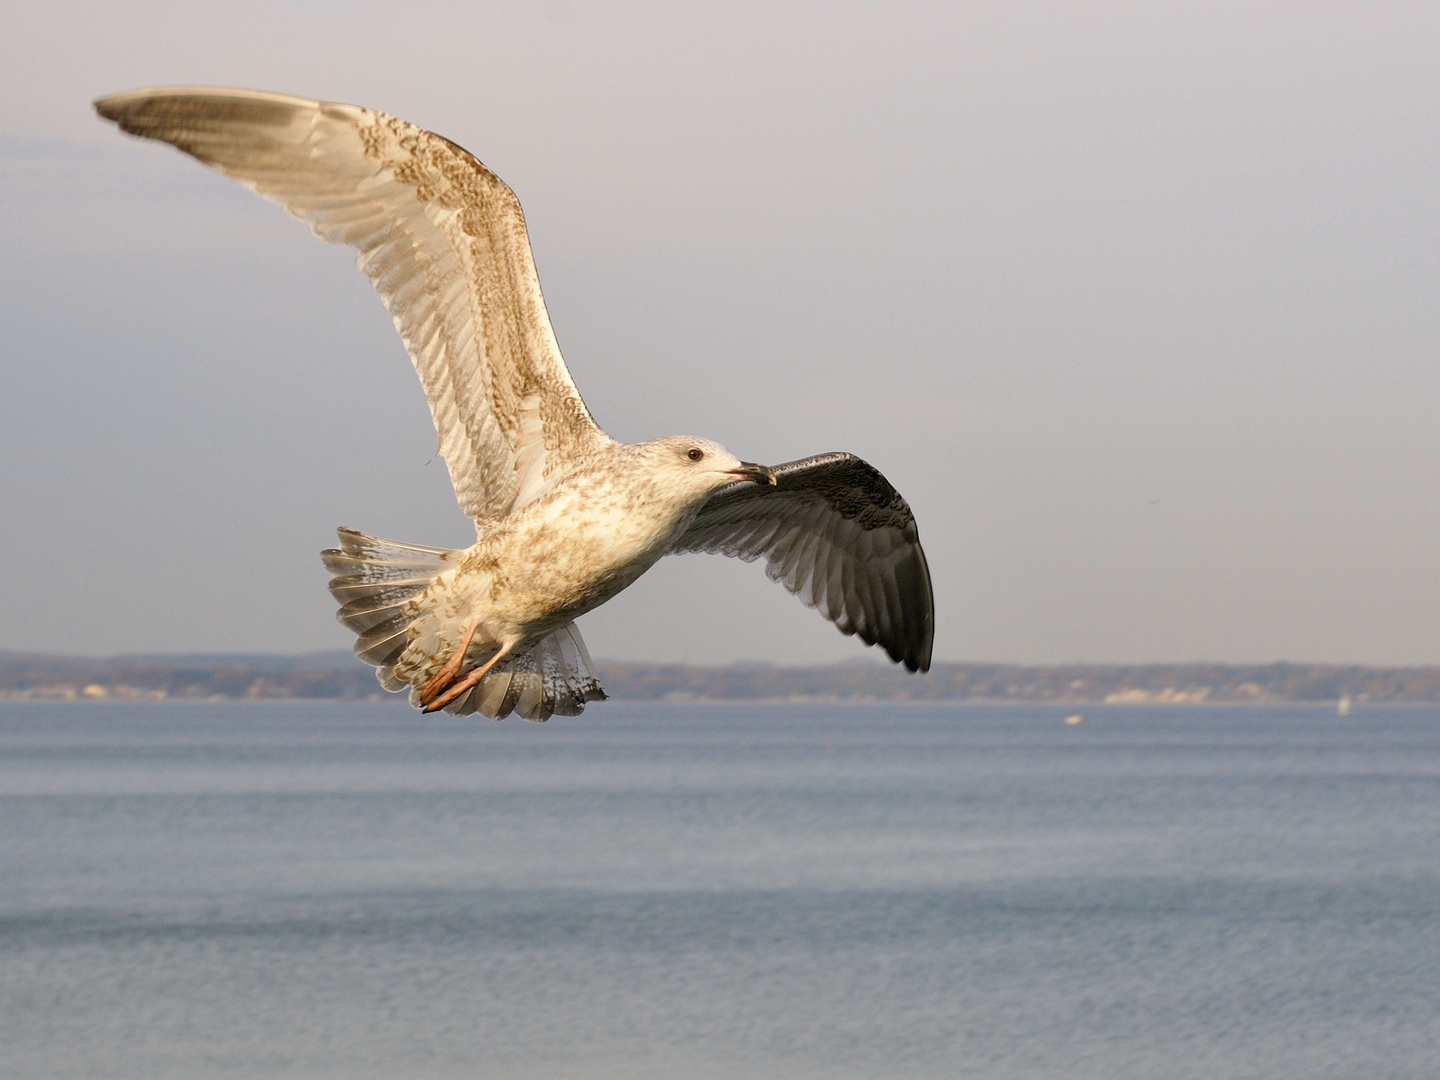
[3,649,1439,671]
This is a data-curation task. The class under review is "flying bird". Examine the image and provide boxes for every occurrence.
[94,88,934,721]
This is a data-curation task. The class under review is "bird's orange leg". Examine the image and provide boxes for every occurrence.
[423,642,514,714]
[418,619,480,707]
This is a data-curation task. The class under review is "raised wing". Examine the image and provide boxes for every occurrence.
[672,453,934,671]
[94,87,609,524]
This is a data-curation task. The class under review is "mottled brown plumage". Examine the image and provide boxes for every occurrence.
[95,87,935,720]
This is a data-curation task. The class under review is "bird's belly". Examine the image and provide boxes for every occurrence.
[456,499,685,642]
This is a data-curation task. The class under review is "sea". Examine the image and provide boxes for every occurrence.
[1,700,1436,1080]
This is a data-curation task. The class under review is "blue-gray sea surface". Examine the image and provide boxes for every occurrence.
[1,701,1437,1079]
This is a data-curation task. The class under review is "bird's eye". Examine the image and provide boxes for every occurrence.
[687,447,704,461]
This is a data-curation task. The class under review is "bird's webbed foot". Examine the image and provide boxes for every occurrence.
[421,641,514,713]
[417,619,479,708]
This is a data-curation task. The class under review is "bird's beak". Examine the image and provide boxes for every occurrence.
[729,462,777,487]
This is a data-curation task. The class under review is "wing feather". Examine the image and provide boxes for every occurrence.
[672,452,934,671]
[94,86,610,524]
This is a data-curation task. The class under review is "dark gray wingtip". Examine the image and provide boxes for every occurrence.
[898,525,935,672]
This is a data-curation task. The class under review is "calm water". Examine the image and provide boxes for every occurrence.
[1,701,1437,1079]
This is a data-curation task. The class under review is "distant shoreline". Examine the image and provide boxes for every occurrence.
[4,696,1435,710]
[3,652,1438,705]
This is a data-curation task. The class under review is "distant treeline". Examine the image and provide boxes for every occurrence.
[3,651,1439,704]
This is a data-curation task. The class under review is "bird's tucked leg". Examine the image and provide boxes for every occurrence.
[418,619,479,707]
[423,642,514,713]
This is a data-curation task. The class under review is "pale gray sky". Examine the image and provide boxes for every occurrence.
[2,0,1438,664]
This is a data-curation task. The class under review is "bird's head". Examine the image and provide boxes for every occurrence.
[638,436,777,503]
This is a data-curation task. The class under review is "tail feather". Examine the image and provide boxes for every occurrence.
[354,618,413,668]
[335,586,434,623]
[433,623,607,722]
[321,527,459,676]
[323,528,454,565]
[329,576,440,606]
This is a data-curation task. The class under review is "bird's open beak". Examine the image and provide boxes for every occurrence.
[729,461,777,487]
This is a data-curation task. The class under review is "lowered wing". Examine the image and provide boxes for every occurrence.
[95,87,609,525]
[671,453,934,671]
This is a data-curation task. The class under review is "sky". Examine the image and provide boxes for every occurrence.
[2,0,1439,666]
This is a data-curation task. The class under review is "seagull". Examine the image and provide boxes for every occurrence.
[94,88,934,721]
